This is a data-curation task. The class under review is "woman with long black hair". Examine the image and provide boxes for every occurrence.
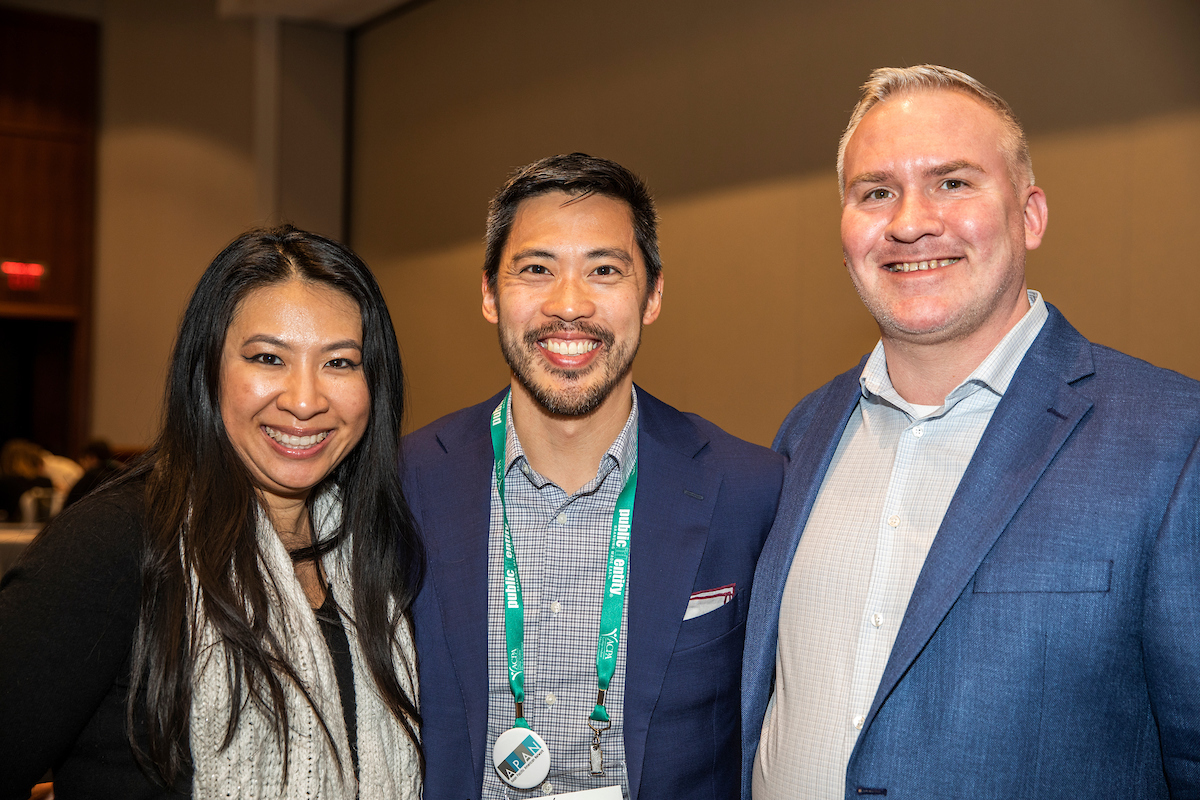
[0,226,423,798]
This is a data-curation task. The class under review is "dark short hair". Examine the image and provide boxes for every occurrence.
[81,439,113,462]
[483,153,662,292]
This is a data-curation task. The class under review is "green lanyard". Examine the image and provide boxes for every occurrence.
[490,391,637,730]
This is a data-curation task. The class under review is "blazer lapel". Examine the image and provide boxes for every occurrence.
[863,310,1096,734]
[744,366,864,709]
[418,398,499,788]
[623,389,722,800]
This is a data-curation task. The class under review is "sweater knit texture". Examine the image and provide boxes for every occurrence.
[189,492,420,798]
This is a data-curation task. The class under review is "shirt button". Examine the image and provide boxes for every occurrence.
[871,613,883,628]
[541,783,554,795]
[555,513,567,524]
[912,425,924,438]
[550,600,562,614]
[545,692,557,705]
[887,515,900,528]
[522,464,531,475]
[853,714,865,730]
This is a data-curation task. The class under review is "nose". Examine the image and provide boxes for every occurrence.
[885,191,944,243]
[277,364,329,421]
[541,273,595,322]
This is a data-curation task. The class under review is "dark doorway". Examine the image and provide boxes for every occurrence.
[0,317,75,457]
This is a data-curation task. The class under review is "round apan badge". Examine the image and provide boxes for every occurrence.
[492,726,551,789]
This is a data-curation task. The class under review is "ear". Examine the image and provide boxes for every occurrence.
[642,273,664,325]
[481,272,499,324]
[1023,185,1048,251]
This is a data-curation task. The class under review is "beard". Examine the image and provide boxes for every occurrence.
[498,319,640,417]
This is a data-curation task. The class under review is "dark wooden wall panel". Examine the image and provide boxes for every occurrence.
[0,8,98,458]
[0,135,91,305]
[0,9,96,136]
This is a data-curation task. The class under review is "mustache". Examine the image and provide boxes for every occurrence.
[523,321,615,350]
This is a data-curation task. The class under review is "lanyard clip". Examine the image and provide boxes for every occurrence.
[588,716,610,777]
[589,738,605,776]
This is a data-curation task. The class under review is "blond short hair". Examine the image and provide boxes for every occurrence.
[837,65,1034,201]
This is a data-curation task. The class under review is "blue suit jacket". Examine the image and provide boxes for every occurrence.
[404,386,784,800]
[742,306,1200,799]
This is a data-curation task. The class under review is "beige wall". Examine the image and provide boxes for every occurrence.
[92,5,347,448]
[7,0,348,448]
[92,0,258,447]
[353,0,1200,446]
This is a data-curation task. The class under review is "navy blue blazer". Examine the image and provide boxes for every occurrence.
[742,306,1200,799]
[404,386,784,800]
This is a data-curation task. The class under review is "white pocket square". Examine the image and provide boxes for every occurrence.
[684,583,735,620]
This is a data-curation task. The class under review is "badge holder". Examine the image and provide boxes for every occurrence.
[493,722,551,790]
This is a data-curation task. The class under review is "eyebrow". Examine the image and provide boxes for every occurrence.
[586,247,634,265]
[510,248,557,262]
[847,160,988,190]
[240,334,362,352]
[510,247,634,265]
[928,159,986,177]
[846,171,891,190]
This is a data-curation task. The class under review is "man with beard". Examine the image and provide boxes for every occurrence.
[403,153,784,800]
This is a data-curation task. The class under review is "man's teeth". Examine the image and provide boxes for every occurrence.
[265,427,328,448]
[888,257,961,273]
[542,339,599,356]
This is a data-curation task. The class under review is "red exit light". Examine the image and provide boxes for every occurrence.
[2,260,46,291]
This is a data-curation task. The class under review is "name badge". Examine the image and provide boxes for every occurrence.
[493,726,551,789]
[545,787,622,799]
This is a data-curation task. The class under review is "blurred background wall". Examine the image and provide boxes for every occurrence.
[0,0,1196,450]
[353,0,1200,446]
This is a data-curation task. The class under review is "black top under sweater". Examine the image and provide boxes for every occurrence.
[315,589,359,775]
[0,480,360,799]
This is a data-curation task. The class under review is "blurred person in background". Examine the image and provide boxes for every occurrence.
[0,226,424,799]
[63,440,124,508]
[37,447,83,498]
[0,439,52,522]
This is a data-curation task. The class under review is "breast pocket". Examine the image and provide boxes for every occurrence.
[673,588,746,652]
[973,559,1113,594]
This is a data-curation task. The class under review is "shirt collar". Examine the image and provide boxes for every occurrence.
[860,289,1049,412]
[503,387,640,489]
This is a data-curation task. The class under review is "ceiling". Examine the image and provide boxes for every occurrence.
[216,0,413,28]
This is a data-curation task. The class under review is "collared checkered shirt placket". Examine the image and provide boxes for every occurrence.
[483,392,639,800]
